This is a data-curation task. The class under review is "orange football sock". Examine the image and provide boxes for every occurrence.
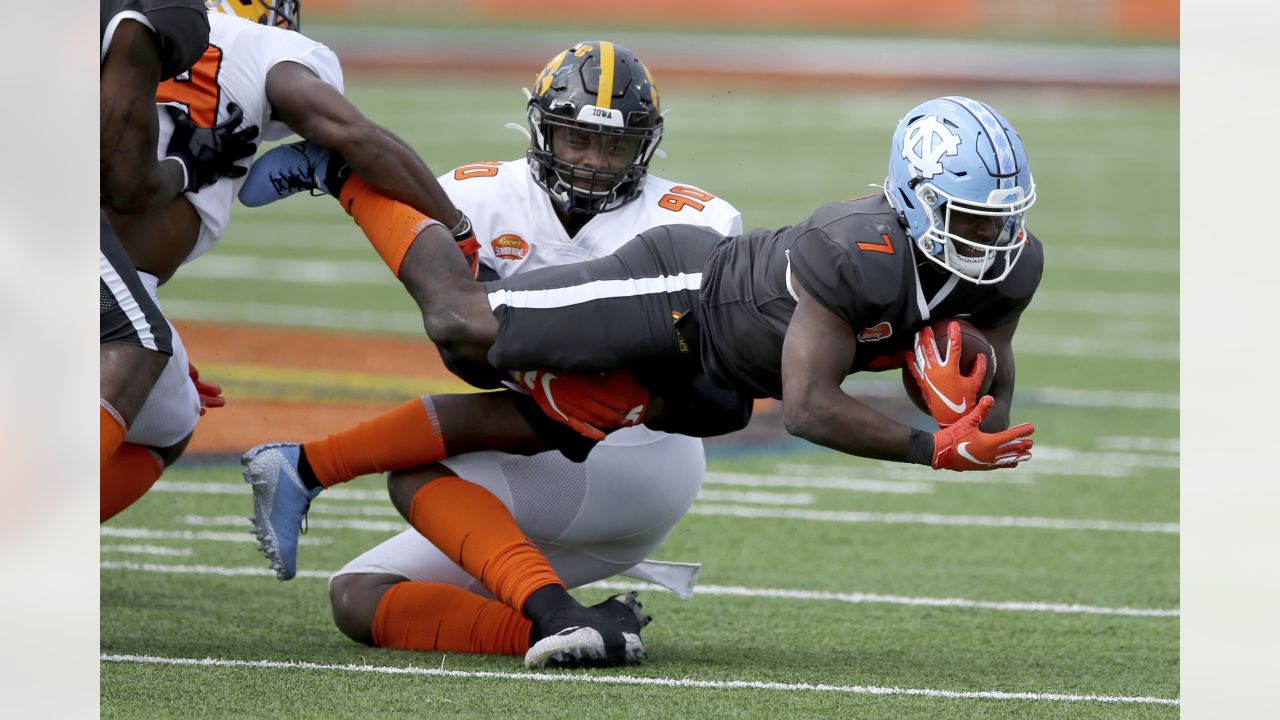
[409,476,563,611]
[101,443,164,522]
[372,582,531,655]
[337,174,441,278]
[100,401,126,466]
[302,396,446,489]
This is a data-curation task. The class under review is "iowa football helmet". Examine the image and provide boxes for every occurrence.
[885,96,1036,285]
[209,0,300,31]
[527,42,663,214]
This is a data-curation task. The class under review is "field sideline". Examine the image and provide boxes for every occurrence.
[102,76,1177,718]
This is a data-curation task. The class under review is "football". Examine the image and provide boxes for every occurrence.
[902,318,996,416]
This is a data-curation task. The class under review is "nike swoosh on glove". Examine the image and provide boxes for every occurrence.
[932,396,1033,471]
[907,321,988,427]
[515,369,650,441]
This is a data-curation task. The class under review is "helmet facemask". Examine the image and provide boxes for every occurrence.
[529,107,661,214]
[912,180,1036,284]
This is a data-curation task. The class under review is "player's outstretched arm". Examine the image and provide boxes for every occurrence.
[780,276,918,462]
[780,275,1033,470]
[264,62,463,229]
[100,20,186,214]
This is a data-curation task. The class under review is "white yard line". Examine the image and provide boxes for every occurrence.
[1095,436,1179,453]
[697,489,815,505]
[101,527,332,545]
[1030,289,1177,316]
[771,463,1038,484]
[100,544,193,557]
[99,561,1178,618]
[585,580,1178,618]
[99,653,1178,706]
[153,481,393,502]
[704,472,935,494]
[689,505,1179,534]
[179,515,404,533]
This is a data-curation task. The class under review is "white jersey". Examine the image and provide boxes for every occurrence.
[439,158,742,279]
[439,158,742,447]
[154,11,343,265]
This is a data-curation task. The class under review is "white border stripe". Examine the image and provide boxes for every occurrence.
[586,579,1179,618]
[100,561,1179,618]
[100,250,158,350]
[487,272,703,311]
[690,505,1179,533]
[99,654,1178,706]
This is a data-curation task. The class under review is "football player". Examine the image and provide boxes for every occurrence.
[100,0,258,474]
[242,42,741,669]
[100,0,474,522]
[242,94,1040,663]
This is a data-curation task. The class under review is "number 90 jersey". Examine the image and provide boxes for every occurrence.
[154,11,343,265]
[439,158,742,279]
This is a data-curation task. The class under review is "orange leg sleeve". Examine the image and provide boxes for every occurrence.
[409,476,563,612]
[101,401,126,466]
[337,175,440,278]
[302,396,446,489]
[101,443,164,522]
[372,582,531,656]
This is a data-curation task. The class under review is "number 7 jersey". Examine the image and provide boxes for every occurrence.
[439,158,742,278]
[153,10,344,265]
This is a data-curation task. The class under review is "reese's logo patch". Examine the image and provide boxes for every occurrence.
[857,322,893,342]
[491,234,530,261]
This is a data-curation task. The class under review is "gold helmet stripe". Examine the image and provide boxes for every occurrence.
[596,41,615,109]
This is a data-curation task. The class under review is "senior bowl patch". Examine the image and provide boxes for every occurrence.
[491,234,530,261]
[857,321,893,342]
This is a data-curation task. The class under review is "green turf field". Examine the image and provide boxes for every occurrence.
[102,79,1178,717]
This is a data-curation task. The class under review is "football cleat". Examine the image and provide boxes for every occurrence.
[242,442,322,580]
[238,140,350,207]
[524,591,651,669]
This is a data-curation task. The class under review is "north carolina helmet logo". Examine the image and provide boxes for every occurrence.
[901,116,961,179]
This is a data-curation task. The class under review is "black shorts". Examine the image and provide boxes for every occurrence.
[100,210,173,355]
[485,224,723,377]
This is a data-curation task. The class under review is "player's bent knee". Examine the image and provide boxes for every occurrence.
[152,432,193,468]
[329,573,404,646]
[386,464,455,520]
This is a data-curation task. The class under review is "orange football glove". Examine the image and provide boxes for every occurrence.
[515,369,650,441]
[932,396,1033,471]
[188,362,225,416]
[907,321,988,427]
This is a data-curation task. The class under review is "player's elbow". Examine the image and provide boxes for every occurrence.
[782,393,825,442]
[318,119,384,167]
[102,177,163,215]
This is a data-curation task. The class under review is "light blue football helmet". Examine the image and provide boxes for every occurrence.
[884,96,1036,285]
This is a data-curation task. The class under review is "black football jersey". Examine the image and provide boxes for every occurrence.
[698,193,1043,399]
[100,0,209,80]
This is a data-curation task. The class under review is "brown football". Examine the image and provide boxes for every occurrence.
[902,318,996,416]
